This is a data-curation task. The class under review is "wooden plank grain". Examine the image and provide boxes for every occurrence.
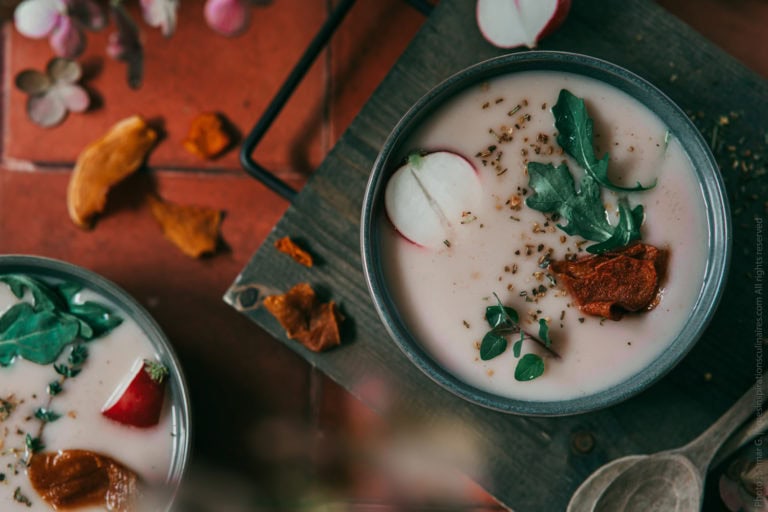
[227,0,768,510]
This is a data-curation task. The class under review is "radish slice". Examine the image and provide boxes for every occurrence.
[385,151,482,249]
[476,0,571,49]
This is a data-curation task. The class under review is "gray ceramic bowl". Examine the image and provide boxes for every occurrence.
[0,255,191,508]
[361,51,731,416]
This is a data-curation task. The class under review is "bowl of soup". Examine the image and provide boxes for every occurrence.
[0,255,191,510]
[361,51,731,416]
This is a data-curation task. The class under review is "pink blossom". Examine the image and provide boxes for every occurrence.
[141,0,179,37]
[204,0,250,37]
[15,58,89,127]
[14,0,104,59]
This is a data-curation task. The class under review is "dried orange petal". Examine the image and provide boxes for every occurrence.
[148,195,222,258]
[550,243,668,320]
[67,115,157,228]
[28,450,138,512]
[274,236,313,267]
[182,112,232,160]
[263,283,341,352]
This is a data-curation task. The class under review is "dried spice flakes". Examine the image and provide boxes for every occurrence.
[274,237,313,267]
[264,283,341,352]
[67,115,157,228]
[183,112,233,160]
[148,195,222,258]
[28,450,138,512]
[550,243,668,320]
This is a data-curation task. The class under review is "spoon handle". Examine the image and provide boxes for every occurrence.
[683,377,768,471]
[711,407,768,468]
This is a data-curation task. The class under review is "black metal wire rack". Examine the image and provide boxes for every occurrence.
[239,0,434,201]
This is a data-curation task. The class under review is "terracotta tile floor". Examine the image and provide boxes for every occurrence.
[0,0,766,509]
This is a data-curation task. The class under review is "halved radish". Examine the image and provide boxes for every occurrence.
[476,0,571,49]
[102,358,168,428]
[384,151,482,249]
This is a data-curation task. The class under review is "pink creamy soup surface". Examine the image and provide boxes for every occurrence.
[381,71,708,402]
[0,281,174,511]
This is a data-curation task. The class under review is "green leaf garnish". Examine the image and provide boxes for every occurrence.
[25,434,44,453]
[514,354,545,381]
[512,331,524,358]
[68,302,123,339]
[552,89,656,192]
[54,363,81,378]
[47,381,62,396]
[0,304,80,367]
[480,331,508,361]
[0,275,66,312]
[485,294,520,327]
[55,282,82,302]
[0,274,123,369]
[525,162,643,254]
[538,319,551,348]
[34,407,61,423]
[68,344,88,366]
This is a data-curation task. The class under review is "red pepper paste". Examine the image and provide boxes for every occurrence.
[27,450,139,511]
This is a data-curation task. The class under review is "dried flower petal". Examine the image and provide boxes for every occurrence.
[263,283,342,352]
[274,237,313,267]
[53,83,89,112]
[48,15,84,58]
[68,116,158,228]
[14,0,64,38]
[550,243,667,320]
[182,112,232,160]
[68,0,106,31]
[140,0,178,37]
[148,196,222,258]
[28,92,66,127]
[47,56,81,83]
[15,69,51,95]
[204,0,249,37]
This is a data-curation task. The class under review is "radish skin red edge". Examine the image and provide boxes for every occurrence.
[384,151,482,250]
[476,0,572,49]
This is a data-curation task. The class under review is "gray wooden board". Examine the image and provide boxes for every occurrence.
[226,0,768,510]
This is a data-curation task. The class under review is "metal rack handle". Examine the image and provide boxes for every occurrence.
[239,0,433,202]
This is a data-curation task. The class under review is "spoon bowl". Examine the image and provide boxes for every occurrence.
[593,454,701,512]
[568,378,768,512]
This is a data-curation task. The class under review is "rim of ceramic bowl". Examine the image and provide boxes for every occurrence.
[360,51,732,416]
[0,254,192,507]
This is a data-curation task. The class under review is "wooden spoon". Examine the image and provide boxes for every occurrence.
[568,379,768,512]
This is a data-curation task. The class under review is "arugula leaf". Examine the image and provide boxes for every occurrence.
[0,306,79,367]
[68,302,122,338]
[480,331,508,361]
[552,89,655,192]
[514,354,545,381]
[586,200,644,254]
[538,319,551,348]
[525,162,643,254]
[55,282,82,302]
[0,275,65,312]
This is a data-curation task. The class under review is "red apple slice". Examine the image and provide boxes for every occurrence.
[384,151,482,249]
[476,0,571,49]
[102,359,168,428]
